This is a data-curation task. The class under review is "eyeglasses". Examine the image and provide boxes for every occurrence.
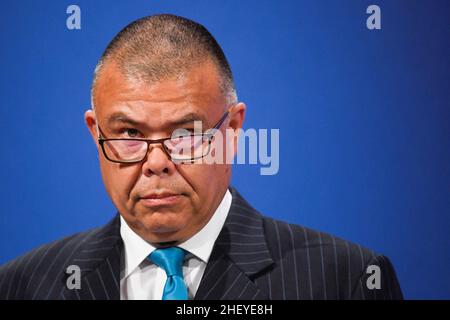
[97,107,232,164]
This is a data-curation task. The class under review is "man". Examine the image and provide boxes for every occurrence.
[0,14,402,300]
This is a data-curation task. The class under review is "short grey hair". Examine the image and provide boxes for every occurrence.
[91,14,238,109]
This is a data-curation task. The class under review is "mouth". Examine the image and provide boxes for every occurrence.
[140,192,183,207]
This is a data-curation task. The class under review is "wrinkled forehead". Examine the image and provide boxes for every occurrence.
[93,61,227,130]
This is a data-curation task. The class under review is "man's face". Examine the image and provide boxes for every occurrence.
[85,60,245,245]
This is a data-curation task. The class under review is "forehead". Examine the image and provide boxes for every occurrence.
[93,60,226,128]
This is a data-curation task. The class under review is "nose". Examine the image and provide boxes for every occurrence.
[141,144,173,176]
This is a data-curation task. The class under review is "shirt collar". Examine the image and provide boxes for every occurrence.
[120,188,232,279]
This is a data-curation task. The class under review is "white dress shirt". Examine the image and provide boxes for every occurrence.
[120,189,232,300]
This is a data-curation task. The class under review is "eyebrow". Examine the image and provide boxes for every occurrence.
[105,111,209,128]
[106,112,140,126]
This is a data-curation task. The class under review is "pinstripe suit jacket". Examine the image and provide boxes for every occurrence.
[0,186,403,300]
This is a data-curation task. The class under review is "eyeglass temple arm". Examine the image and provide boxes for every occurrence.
[96,124,108,140]
[212,106,233,130]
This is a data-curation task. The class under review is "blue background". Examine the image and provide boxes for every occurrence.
[0,0,449,299]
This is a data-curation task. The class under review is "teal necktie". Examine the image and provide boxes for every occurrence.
[148,247,188,300]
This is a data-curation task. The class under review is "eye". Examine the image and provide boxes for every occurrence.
[121,128,140,138]
[172,128,196,138]
[184,128,205,135]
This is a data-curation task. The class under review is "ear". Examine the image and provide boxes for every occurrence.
[84,109,99,145]
[227,102,246,158]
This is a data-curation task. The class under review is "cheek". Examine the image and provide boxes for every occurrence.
[99,160,138,203]
[180,163,228,200]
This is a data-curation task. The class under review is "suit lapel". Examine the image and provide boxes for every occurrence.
[61,215,122,300]
[195,187,274,300]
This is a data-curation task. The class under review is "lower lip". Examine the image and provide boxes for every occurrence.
[140,195,182,207]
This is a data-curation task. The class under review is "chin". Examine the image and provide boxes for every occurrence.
[128,210,191,242]
[142,217,186,237]
[144,228,184,244]
[148,224,181,234]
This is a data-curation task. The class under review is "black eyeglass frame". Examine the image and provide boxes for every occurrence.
[97,107,232,164]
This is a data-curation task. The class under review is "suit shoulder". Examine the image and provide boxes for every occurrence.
[260,215,403,299]
[261,215,377,262]
[0,218,117,299]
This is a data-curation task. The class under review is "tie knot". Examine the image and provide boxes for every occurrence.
[148,247,185,277]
